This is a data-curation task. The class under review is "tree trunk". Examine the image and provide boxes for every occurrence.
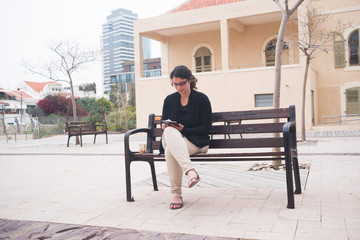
[301,57,310,142]
[273,14,289,109]
[69,76,79,145]
[272,14,289,166]
[69,78,78,122]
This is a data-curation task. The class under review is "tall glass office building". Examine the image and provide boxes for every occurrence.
[102,8,138,95]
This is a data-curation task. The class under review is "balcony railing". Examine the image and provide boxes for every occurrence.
[143,69,162,78]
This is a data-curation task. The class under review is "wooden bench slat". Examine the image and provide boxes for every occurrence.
[133,151,285,158]
[209,138,284,148]
[209,123,284,135]
[212,108,290,122]
[151,122,285,137]
[152,140,161,150]
[152,137,284,150]
[152,128,163,137]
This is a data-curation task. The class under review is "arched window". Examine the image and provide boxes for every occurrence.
[333,33,345,68]
[346,87,360,114]
[348,29,359,66]
[264,38,289,67]
[194,47,212,72]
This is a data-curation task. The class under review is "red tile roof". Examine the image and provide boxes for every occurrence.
[25,81,60,93]
[172,0,245,12]
[13,90,33,100]
[0,90,33,100]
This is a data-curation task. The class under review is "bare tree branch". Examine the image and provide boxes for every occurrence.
[273,0,285,13]
[285,4,351,141]
[23,39,99,123]
[289,0,304,15]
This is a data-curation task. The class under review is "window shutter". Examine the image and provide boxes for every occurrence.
[255,94,273,107]
[333,33,345,68]
[346,88,360,114]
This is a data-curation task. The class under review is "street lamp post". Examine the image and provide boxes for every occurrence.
[17,88,23,124]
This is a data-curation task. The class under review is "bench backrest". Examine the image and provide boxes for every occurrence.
[65,121,96,133]
[146,106,295,153]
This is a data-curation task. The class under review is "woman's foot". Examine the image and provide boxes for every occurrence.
[169,196,183,210]
[186,169,200,188]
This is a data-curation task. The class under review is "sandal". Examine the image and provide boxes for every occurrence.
[169,196,183,210]
[186,169,200,188]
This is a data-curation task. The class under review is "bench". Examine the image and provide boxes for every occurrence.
[65,121,108,147]
[124,105,301,208]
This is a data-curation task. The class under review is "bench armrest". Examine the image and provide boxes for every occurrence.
[124,128,151,155]
[67,125,82,134]
[283,121,297,150]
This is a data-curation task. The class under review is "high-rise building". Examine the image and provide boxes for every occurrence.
[102,8,138,95]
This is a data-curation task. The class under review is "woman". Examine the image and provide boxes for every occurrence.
[161,65,212,210]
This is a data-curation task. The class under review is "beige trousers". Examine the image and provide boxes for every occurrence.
[161,127,208,196]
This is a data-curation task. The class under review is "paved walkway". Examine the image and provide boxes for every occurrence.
[0,130,359,239]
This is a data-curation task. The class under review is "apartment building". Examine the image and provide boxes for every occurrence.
[102,8,151,95]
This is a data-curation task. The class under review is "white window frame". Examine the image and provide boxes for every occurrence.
[344,26,360,71]
[261,35,294,67]
[192,44,215,73]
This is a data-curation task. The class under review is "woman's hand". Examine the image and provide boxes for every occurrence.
[172,123,184,132]
[162,123,184,132]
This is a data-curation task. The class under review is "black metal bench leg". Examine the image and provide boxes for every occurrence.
[149,161,158,191]
[285,157,295,208]
[125,159,134,202]
[93,134,97,144]
[106,132,108,144]
[67,136,70,147]
[292,150,302,194]
[284,133,295,209]
[80,135,83,147]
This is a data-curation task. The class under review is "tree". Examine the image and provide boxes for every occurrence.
[24,40,99,122]
[286,5,350,141]
[272,0,305,109]
[77,97,96,114]
[109,84,129,128]
[37,95,87,116]
[272,0,304,166]
[128,89,136,107]
[80,97,113,124]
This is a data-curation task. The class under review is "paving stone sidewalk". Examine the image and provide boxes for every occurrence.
[0,130,359,239]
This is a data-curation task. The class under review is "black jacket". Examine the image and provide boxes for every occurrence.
[160,90,212,153]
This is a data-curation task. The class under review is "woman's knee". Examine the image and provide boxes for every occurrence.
[163,126,181,137]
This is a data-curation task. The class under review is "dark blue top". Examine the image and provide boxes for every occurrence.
[161,90,212,150]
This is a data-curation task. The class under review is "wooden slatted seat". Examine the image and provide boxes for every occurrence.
[65,121,108,147]
[124,105,301,208]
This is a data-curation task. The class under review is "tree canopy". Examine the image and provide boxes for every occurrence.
[37,95,88,116]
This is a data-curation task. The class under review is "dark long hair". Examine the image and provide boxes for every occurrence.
[170,65,198,90]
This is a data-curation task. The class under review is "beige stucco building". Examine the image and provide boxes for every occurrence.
[133,0,360,129]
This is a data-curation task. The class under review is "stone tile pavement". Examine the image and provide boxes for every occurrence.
[0,130,359,239]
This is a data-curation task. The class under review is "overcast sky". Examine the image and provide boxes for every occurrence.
[0,0,185,95]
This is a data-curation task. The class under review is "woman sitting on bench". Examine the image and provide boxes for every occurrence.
[160,65,212,210]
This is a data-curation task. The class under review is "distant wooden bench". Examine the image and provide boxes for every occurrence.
[65,121,108,147]
[124,106,301,208]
